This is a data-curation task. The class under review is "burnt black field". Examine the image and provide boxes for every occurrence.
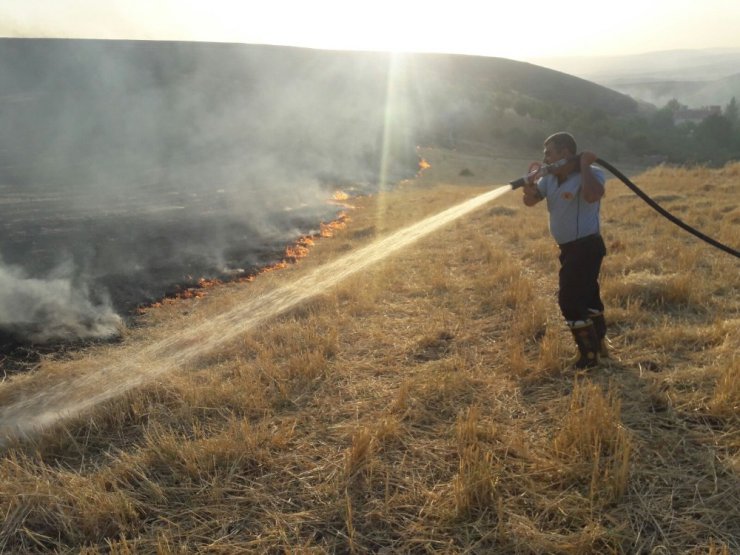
[0,38,637,351]
[0,39,420,349]
[0,180,336,313]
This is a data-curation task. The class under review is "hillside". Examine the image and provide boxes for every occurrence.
[531,48,740,108]
[603,73,740,109]
[0,38,638,189]
[531,48,740,84]
[0,151,737,552]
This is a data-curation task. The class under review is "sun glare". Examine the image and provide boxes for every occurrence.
[0,0,738,60]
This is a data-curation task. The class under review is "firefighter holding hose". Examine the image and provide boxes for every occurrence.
[520,132,608,368]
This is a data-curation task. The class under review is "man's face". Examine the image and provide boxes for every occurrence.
[543,142,567,165]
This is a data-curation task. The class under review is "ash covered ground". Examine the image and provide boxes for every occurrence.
[0,181,340,348]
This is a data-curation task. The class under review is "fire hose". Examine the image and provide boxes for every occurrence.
[509,157,740,259]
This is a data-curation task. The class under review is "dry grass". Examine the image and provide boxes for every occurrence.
[551,380,632,505]
[0,152,738,553]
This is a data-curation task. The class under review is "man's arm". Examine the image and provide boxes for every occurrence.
[522,181,543,206]
[580,151,605,203]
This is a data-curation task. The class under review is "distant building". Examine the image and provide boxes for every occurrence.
[674,105,722,125]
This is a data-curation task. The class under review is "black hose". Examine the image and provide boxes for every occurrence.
[596,158,739,259]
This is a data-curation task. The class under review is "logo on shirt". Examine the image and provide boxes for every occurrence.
[562,191,574,200]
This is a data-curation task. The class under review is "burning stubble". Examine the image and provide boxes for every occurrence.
[0,41,424,343]
[0,185,512,441]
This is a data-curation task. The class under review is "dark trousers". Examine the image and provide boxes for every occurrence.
[558,234,606,322]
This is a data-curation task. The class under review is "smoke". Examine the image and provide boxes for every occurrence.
[0,259,122,344]
[0,39,645,348]
[0,39,430,345]
[2,40,538,347]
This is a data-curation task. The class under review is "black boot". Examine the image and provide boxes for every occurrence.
[589,310,610,359]
[569,320,600,369]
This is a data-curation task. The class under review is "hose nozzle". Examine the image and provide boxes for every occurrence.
[509,156,578,189]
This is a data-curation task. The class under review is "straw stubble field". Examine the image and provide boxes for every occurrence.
[0,154,738,553]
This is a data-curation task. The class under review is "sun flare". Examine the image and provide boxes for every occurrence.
[2,0,738,59]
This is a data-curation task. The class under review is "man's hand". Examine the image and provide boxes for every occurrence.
[579,151,604,203]
[580,151,598,168]
[522,181,542,206]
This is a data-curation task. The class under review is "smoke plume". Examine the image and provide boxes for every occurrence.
[0,260,122,344]
[0,39,423,345]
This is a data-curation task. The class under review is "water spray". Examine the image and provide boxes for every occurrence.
[0,185,512,442]
[509,155,740,259]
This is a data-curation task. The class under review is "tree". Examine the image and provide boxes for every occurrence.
[724,97,738,127]
[697,114,733,143]
[695,114,735,162]
[652,107,675,130]
[665,98,686,113]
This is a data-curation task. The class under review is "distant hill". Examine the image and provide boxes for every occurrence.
[0,38,638,194]
[407,53,638,116]
[530,48,740,107]
[602,73,740,109]
[531,48,740,82]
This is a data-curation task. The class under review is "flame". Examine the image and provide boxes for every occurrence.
[136,278,223,313]
[255,260,289,275]
[320,213,348,237]
[329,189,354,211]
[198,277,222,288]
[137,208,350,314]
[400,156,432,185]
[284,236,314,261]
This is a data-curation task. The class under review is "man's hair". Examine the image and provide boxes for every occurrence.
[544,132,577,155]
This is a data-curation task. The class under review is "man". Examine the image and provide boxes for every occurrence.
[521,132,608,368]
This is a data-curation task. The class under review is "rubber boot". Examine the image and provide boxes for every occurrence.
[568,320,600,369]
[589,310,610,359]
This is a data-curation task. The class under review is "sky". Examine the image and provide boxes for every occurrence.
[1,0,740,60]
